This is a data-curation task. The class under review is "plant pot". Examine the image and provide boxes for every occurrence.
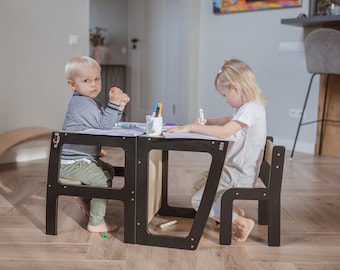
[92,46,102,64]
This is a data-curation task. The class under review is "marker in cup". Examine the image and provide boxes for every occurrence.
[157,102,163,117]
[152,102,158,117]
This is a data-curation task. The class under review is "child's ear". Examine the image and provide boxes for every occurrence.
[67,80,76,91]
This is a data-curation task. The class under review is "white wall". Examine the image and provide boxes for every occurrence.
[194,1,318,153]
[0,0,89,134]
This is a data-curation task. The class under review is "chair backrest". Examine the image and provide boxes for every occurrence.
[304,28,340,75]
[258,138,285,194]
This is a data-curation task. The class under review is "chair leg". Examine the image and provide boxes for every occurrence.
[267,199,280,246]
[291,73,317,159]
[219,195,234,245]
[318,74,330,155]
[258,200,268,225]
[45,189,59,235]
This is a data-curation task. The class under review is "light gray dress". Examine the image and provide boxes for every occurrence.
[191,100,267,222]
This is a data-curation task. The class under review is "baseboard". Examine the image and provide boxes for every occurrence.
[274,137,315,155]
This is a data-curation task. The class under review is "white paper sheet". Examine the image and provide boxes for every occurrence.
[78,123,146,137]
[162,131,235,141]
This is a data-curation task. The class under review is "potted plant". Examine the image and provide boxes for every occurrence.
[90,27,106,47]
[90,27,106,63]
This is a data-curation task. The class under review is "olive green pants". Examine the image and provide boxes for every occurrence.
[59,160,114,226]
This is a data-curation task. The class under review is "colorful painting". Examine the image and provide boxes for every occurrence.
[213,0,301,14]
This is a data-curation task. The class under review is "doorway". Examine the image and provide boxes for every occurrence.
[90,0,199,124]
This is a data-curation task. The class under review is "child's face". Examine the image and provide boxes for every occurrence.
[67,66,102,99]
[218,85,243,109]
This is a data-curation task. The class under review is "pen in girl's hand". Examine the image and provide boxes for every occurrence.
[199,108,205,125]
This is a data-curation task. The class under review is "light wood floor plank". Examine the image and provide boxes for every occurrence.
[0,260,125,270]
[125,245,168,270]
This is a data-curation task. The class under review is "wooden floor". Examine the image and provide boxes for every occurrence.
[0,149,340,270]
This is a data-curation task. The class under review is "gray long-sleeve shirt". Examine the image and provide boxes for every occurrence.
[61,92,123,163]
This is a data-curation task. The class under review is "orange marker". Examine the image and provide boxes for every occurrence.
[157,102,162,117]
[110,87,116,93]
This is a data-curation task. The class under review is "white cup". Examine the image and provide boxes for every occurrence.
[146,115,163,136]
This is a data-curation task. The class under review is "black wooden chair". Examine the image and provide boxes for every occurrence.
[219,137,285,246]
[45,132,137,243]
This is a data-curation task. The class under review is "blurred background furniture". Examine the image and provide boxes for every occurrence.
[290,28,340,159]
[97,65,126,105]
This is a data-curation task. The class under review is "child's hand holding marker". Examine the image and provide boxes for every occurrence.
[167,108,206,133]
[109,87,130,111]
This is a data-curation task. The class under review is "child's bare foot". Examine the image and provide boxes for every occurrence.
[87,221,119,233]
[233,205,245,217]
[232,216,255,242]
[215,206,245,230]
[74,197,90,217]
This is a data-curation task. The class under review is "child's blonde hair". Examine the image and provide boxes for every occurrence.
[215,59,267,105]
[65,56,101,80]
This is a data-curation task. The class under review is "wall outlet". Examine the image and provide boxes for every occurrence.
[290,108,304,119]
